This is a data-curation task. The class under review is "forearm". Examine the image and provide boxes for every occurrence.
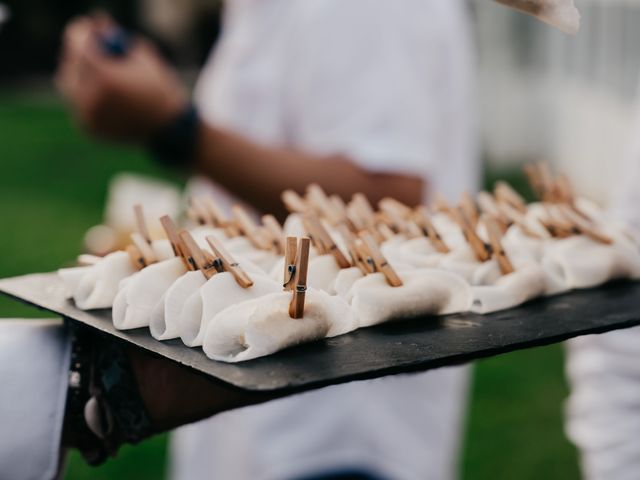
[193,123,425,216]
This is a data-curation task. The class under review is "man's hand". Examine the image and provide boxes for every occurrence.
[56,16,188,142]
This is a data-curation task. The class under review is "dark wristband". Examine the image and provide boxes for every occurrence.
[148,104,201,168]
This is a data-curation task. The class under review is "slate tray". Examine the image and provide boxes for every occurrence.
[1,272,640,393]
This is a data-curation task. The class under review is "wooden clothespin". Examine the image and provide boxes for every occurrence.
[331,195,358,232]
[494,181,527,214]
[134,204,152,244]
[283,236,298,291]
[306,184,343,225]
[460,192,480,227]
[450,207,491,262]
[130,232,157,267]
[359,232,403,287]
[379,197,413,218]
[289,237,311,319]
[282,189,308,214]
[476,191,510,233]
[302,213,351,268]
[413,206,450,253]
[432,192,454,215]
[205,235,254,288]
[201,196,241,236]
[179,230,218,279]
[540,204,575,238]
[482,215,514,275]
[262,214,286,254]
[523,164,545,200]
[557,204,612,244]
[159,215,192,269]
[495,200,545,239]
[376,223,396,242]
[351,193,377,228]
[337,224,370,274]
[126,244,146,271]
[232,205,273,250]
[189,197,215,226]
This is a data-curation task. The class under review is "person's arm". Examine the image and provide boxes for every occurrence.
[55,18,423,216]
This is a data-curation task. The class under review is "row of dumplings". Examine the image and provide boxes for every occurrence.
[58,166,640,362]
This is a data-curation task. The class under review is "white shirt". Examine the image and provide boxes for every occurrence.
[175,1,479,479]
[565,81,640,480]
[0,320,70,480]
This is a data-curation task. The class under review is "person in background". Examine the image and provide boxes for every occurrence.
[564,84,640,480]
[57,1,479,478]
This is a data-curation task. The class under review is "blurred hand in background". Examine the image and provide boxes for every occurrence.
[56,15,188,143]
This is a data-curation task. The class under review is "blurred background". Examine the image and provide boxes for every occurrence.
[1,0,637,478]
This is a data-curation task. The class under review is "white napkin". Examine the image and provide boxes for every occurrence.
[58,251,135,310]
[179,272,280,347]
[381,237,439,270]
[350,269,472,328]
[151,239,176,261]
[149,271,207,340]
[202,289,356,363]
[333,267,365,300]
[112,257,186,330]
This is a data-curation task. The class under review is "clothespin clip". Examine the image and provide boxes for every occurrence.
[188,197,215,226]
[232,205,273,250]
[179,230,218,279]
[283,237,299,291]
[494,182,527,214]
[289,237,311,319]
[459,192,480,227]
[130,232,157,267]
[523,164,545,200]
[337,225,370,274]
[201,196,241,236]
[351,193,377,228]
[126,244,146,271]
[159,215,192,269]
[557,204,612,244]
[536,162,557,202]
[134,204,153,244]
[433,193,454,216]
[262,214,286,254]
[359,232,403,286]
[413,206,450,253]
[302,213,351,268]
[495,201,545,239]
[306,184,344,225]
[476,192,510,233]
[482,215,514,275]
[282,189,308,214]
[540,204,574,238]
[378,199,421,238]
[205,235,254,288]
[451,207,491,262]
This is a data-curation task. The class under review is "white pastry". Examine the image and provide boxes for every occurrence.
[112,257,187,330]
[179,272,280,347]
[58,251,135,310]
[149,271,207,340]
[350,269,472,328]
[542,235,640,293]
[471,262,547,314]
[202,289,356,363]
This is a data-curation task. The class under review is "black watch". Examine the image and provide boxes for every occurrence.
[148,104,201,168]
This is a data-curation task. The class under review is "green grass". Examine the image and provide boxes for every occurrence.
[0,91,579,479]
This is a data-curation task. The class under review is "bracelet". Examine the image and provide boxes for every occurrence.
[63,322,154,465]
[148,104,201,168]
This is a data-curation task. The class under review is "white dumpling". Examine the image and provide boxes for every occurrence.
[112,257,186,330]
[149,271,207,340]
[60,251,135,310]
[179,272,280,347]
[202,289,356,363]
[471,262,547,314]
[350,269,472,328]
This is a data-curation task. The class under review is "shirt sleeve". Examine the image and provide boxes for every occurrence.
[0,319,70,480]
[284,0,477,185]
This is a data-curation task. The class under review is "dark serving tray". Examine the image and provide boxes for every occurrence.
[1,272,640,393]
